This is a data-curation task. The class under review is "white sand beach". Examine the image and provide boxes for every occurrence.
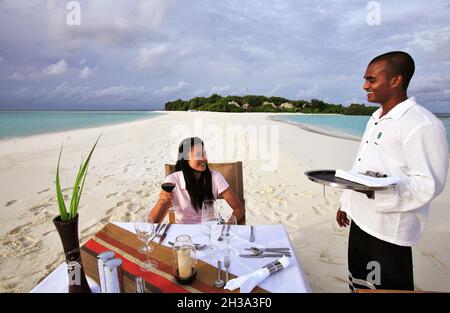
[0,111,449,293]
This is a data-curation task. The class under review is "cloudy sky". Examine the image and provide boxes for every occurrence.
[1,0,449,111]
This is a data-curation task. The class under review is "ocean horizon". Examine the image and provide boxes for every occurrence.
[2,111,449,153]
[0,111,165,140]
[274,113,450,153]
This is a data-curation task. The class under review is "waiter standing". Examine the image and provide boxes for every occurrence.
[337,51,448,291]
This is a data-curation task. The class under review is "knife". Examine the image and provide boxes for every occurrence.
[158,223,171,244]
[244,248,290,252]
[239,253,291,258]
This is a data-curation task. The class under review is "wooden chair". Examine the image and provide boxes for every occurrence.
[164,162,246,225]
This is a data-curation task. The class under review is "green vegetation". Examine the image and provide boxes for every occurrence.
[165,94,378,115]
[56,135,101,221]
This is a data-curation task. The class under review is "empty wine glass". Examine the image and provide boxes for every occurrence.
[201,200,220,253]
[134,212,158,271]
[134,213,155,254]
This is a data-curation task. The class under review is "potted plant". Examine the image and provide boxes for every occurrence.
[53,135,101,293]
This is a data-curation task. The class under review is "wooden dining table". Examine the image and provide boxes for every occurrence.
[31,222,311,293]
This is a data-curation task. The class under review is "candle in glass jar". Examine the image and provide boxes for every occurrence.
[177,247,192,279]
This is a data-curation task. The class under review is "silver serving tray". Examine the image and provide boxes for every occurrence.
[304,169,395,192]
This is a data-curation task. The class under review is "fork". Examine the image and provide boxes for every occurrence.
[158,223,171,244]
[223,255,230,284]
[153,223,166,241]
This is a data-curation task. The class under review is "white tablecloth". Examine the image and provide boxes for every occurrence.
[31,222,311,293]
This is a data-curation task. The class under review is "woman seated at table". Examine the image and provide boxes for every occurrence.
[149,137,245,224]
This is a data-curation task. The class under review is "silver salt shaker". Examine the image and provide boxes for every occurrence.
[135,276,145,293]
[104,258,124,293]
[96,251,115,293]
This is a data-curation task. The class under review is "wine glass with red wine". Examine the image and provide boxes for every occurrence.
[161,182,176,223]
[161,182,176,192]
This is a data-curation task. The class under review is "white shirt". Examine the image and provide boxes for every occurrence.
[163,170,230,224]
[340,97,448,246]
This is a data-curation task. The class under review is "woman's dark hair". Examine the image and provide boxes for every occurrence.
[175,137,213,212]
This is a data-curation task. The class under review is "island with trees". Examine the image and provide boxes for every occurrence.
[165,94,378,115]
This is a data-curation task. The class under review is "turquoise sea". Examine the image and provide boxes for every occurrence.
[0,111,165,140]
[274,113,450,152]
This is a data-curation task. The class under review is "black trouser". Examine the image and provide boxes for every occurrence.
[348,221,414,292]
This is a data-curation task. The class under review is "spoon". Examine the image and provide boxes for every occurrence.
[214,260,225,288]
[250,247,291,256]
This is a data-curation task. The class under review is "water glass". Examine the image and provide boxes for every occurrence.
[201,200,220,251]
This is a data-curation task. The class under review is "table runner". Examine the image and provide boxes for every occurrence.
[80,223,269,293]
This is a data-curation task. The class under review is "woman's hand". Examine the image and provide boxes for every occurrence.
[159,190,172,203]
[149,191,172,223]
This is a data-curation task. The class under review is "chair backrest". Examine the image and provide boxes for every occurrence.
[164,162,244,202]
[164,162,246,224]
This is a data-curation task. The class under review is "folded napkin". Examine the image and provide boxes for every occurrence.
[224,256,291,293]
[335,169,400,187]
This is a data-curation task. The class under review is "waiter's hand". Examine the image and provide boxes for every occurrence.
[336,207,350,227]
